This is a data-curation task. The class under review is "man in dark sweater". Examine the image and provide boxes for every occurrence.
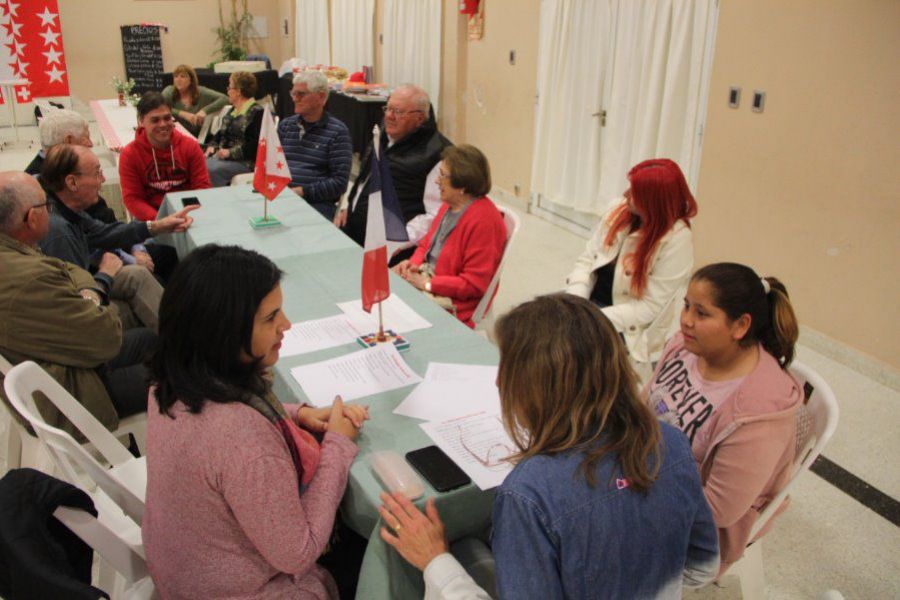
[337,85,451,260]
[277,70,352,220]
[39,145,197,331]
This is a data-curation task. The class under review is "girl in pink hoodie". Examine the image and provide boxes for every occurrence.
[645,262,802,574]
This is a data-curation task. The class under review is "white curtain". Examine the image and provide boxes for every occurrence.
[382,0,442,114]
[531,0,718,217]
[295,0,331,66]
[331,0,375,72]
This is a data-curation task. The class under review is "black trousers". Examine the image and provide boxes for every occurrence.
[144,243,178,285]
[103,328,156,418]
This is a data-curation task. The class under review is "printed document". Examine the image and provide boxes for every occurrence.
[279,315,361,357]
[393,363,500,422]
[420,412,515,490]
[337,294,432,334]
[290,344,422,406]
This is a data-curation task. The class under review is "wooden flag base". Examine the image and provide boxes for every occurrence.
[248,215,282,229]
[356,329,411,352]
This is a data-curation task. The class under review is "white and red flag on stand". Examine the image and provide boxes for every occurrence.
[253,105,291,200]
[361,125,409,312]
[0,1,70,102]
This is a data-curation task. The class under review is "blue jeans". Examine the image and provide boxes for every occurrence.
[206,157,252,187]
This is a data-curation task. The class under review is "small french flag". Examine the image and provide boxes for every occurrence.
[361,126,408,313]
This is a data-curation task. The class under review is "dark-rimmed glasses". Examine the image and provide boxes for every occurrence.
[382,106,424,117]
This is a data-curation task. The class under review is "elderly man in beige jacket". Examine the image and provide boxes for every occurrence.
[0,172,152,436]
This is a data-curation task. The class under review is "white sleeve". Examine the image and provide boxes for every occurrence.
[405,162,442,245]
[424,553,493,600]
[601,225,694,331]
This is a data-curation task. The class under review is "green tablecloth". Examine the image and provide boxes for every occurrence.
[161,186,498,600]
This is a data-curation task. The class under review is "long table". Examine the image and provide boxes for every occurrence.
[158,186,498,599]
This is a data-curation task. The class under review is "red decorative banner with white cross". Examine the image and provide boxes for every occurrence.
[0,0,69,104]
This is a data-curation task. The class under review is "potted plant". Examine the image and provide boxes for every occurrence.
[212,0,253,63]
[111,76,136,106]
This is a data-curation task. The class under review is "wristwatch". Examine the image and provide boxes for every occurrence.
[424,280,432,293]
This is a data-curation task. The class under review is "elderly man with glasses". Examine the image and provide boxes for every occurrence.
[276,70,353,220]
[39,144,197,332]
[25,109,117,224]
[0,172,149,436]
[338,84,452,262]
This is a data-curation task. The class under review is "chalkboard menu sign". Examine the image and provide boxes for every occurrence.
[120,25,164,95]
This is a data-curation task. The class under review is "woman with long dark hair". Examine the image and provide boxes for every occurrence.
[380,294,719,599]
[566,158,697,368]
[646,262,802,574]
[143,244,368,599]
[161,64,227,136]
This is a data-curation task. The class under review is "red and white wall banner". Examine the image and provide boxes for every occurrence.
[0,1,69,104]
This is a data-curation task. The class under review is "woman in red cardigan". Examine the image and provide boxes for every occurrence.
[392,144,507,328]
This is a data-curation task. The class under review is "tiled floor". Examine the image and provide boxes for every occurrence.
[1,118,897,599]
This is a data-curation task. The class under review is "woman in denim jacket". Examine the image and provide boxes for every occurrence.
[381,294,719,599]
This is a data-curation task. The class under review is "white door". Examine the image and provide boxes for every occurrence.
[530,0,719,234]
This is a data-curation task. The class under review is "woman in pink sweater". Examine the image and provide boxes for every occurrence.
[143,244,368,599]
[645,262,802,574]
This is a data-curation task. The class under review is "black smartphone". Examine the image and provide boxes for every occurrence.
[406,446,471,492]
[181,196,200,207]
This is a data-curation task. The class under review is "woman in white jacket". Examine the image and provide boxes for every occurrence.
[566,158,698,367]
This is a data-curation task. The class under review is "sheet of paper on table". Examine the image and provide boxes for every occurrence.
[279,315,362,357]
[420,411,515,490]
[336,294,432,335]
[290,344,422,407]
[393,363,500,422]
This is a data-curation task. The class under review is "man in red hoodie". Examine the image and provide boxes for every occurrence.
[119,92,212,221]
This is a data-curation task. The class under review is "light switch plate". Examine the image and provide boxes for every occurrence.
[728,86,741,108]
[752,90,766,113]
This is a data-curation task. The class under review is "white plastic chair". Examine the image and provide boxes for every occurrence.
[0,352,147,471]
[197,106,228,145]
[472,204,521,332]
[54,505,156,599]
[727,360,840,599]
[230,172,256,186]
[3,361,147,526]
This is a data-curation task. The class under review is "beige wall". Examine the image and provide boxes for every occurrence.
[443,0,541,200]
[694,0,900,368]
[439,0,899,368]
[59,0,290,101]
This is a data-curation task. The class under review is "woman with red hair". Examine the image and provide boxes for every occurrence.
[566,158,697,368]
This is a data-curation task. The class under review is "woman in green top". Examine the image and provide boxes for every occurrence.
[161,64,228,136]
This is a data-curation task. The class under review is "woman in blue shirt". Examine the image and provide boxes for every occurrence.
[381,294,719,599]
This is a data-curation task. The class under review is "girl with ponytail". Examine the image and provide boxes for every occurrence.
[645,262,802,574]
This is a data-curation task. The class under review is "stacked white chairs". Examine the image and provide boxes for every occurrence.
[4,360,152,599]
[54,505,156,599]
[727,360,840,599]
[0,353,146,472]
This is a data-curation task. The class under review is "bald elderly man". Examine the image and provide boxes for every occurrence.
[0,172,154,435]
[338,84,451,262]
